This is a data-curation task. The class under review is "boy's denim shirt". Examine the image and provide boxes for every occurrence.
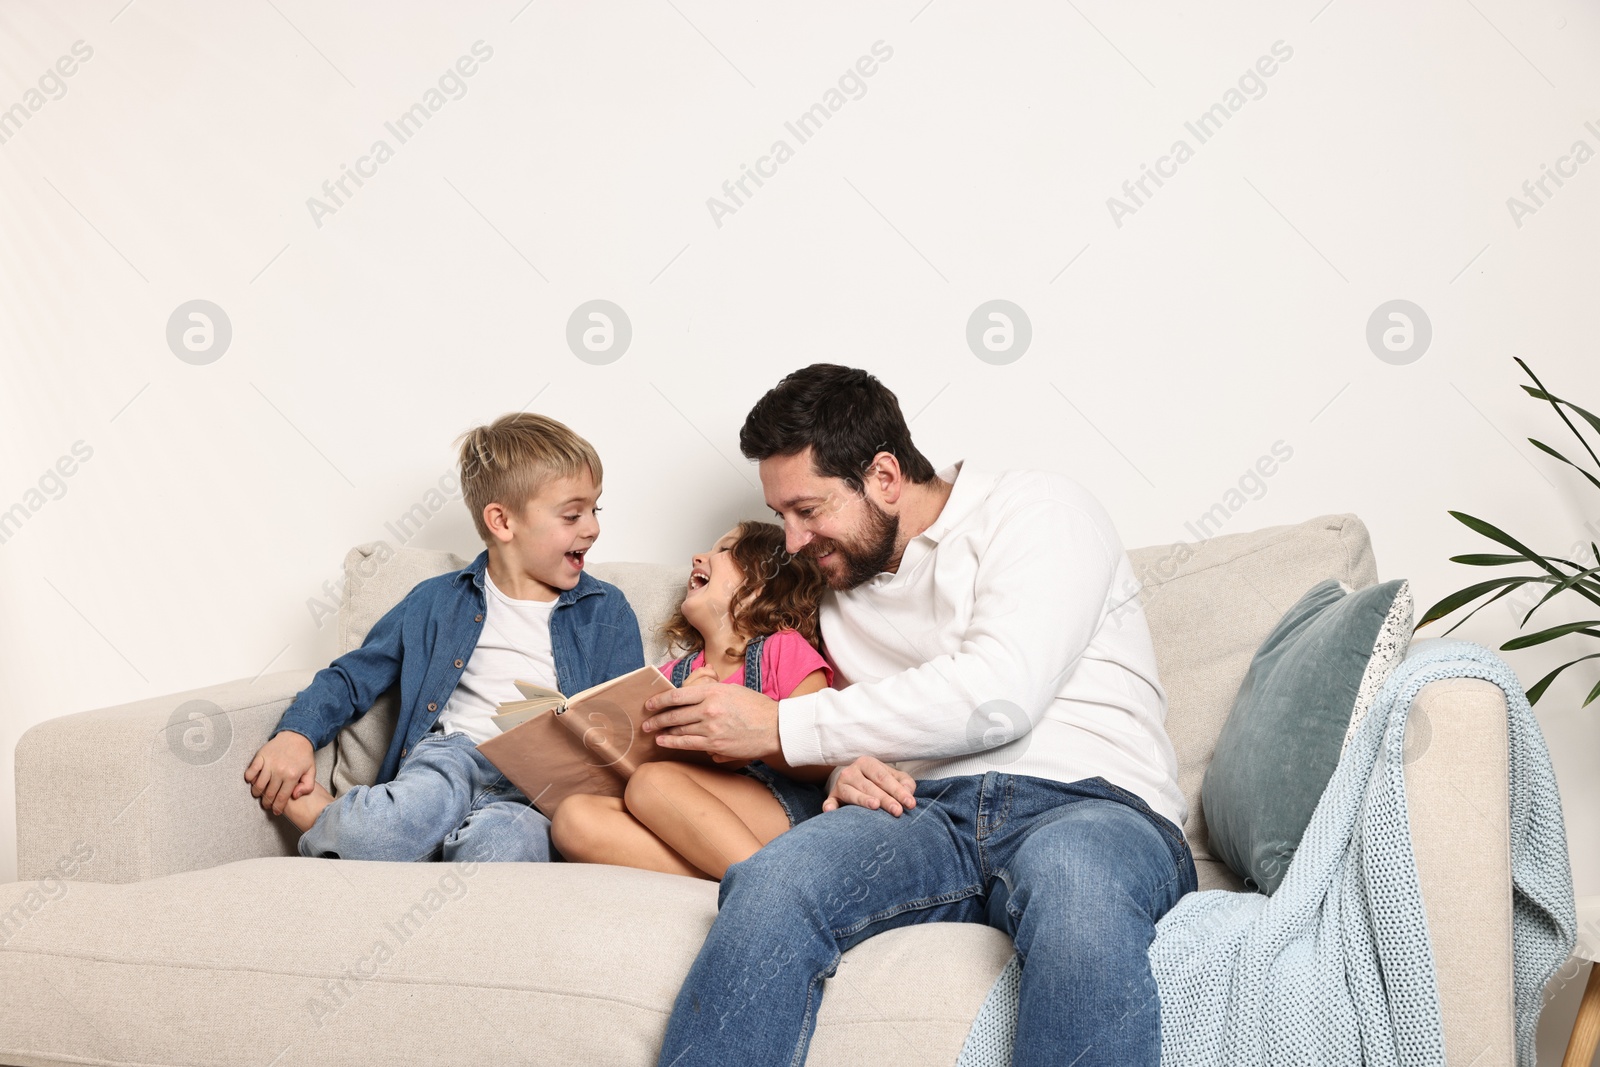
[273,550,645,784]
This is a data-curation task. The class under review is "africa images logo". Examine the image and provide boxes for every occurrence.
[305,42,495,229]
[705,41,894,228]
[1105,40,1294,228]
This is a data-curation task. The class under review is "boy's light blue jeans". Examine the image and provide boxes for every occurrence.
[655,771,1196,1067]
[297,730,555,863]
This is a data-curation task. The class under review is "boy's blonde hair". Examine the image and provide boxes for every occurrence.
[455,412,603,543]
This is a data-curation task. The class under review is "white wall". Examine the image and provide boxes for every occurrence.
[2,0,1596,1057]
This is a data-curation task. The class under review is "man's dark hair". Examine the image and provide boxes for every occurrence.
[739,364,937,492]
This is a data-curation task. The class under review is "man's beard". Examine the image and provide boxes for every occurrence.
[811,499,899,590]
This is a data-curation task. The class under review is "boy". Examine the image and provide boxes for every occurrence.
[244,412,644,863]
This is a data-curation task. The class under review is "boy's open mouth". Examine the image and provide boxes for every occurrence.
[566,549,587,569]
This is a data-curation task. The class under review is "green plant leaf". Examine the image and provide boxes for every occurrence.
[1444,583,1533,636]
[1521,562,1600,625]
[1521,383,1600,442]
[1449,512,1560,572]
[1448,511,1600,608]
[1419,576,1541,630]
[1525,652,1600,704]
[1501,620,1600,650]
[1443,362,1600,704]
[1517,358,1600,427]
[1517,356,1600,469]
[1528,438,1600,491]
[1447,511,1590,572]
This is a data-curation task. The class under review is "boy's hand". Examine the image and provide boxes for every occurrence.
[245,731,316,815]
[823,756,917,816]
[682,665,723,687]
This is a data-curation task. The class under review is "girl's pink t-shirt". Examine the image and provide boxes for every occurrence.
[658,628,833,701]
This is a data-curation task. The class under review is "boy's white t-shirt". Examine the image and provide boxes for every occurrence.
[433,572,560,745]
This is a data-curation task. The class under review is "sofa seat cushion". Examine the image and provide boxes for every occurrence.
[0,858,1013,1067]
[1194,857,1247,893]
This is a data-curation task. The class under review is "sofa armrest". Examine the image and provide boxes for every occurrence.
[1407,675,1514,1066]
[15,669,326,884]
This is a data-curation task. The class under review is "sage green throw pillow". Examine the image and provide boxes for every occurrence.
[1202,577,1413,894]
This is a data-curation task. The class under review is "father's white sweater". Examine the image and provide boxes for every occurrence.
[777,458,1187,829]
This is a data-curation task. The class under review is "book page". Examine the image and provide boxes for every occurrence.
[514,680,565,702]
[490,698,565,732]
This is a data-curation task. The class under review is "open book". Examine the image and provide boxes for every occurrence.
[476,665,738,818]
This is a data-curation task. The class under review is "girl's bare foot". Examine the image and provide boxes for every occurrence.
[283,781,335,833]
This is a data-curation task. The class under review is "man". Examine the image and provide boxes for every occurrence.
[641,364,1193,1067]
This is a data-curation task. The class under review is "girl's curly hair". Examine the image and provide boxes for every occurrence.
[658,520,827,663]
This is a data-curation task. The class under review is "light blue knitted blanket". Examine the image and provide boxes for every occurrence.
[955,639,1575,1066]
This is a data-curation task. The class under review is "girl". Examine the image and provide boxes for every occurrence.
[550,520,834,880]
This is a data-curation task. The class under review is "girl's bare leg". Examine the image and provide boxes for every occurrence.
[623,762,792,881]
[549,793,711,879]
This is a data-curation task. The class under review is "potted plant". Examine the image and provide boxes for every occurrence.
[1420,359,1600,705]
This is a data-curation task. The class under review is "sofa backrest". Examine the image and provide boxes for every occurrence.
[329,514,1377,861]
[1123,514,1376,859]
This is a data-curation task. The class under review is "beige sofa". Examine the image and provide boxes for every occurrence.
[4,514,1515,1066]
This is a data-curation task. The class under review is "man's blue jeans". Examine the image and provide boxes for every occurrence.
[656,772,1197,1067]
[297,730,555,863]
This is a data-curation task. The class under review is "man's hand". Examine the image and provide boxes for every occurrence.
[642,684,778,761]
[676,666,742,761]
[823,756,917,816]
[244,731,316,816]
